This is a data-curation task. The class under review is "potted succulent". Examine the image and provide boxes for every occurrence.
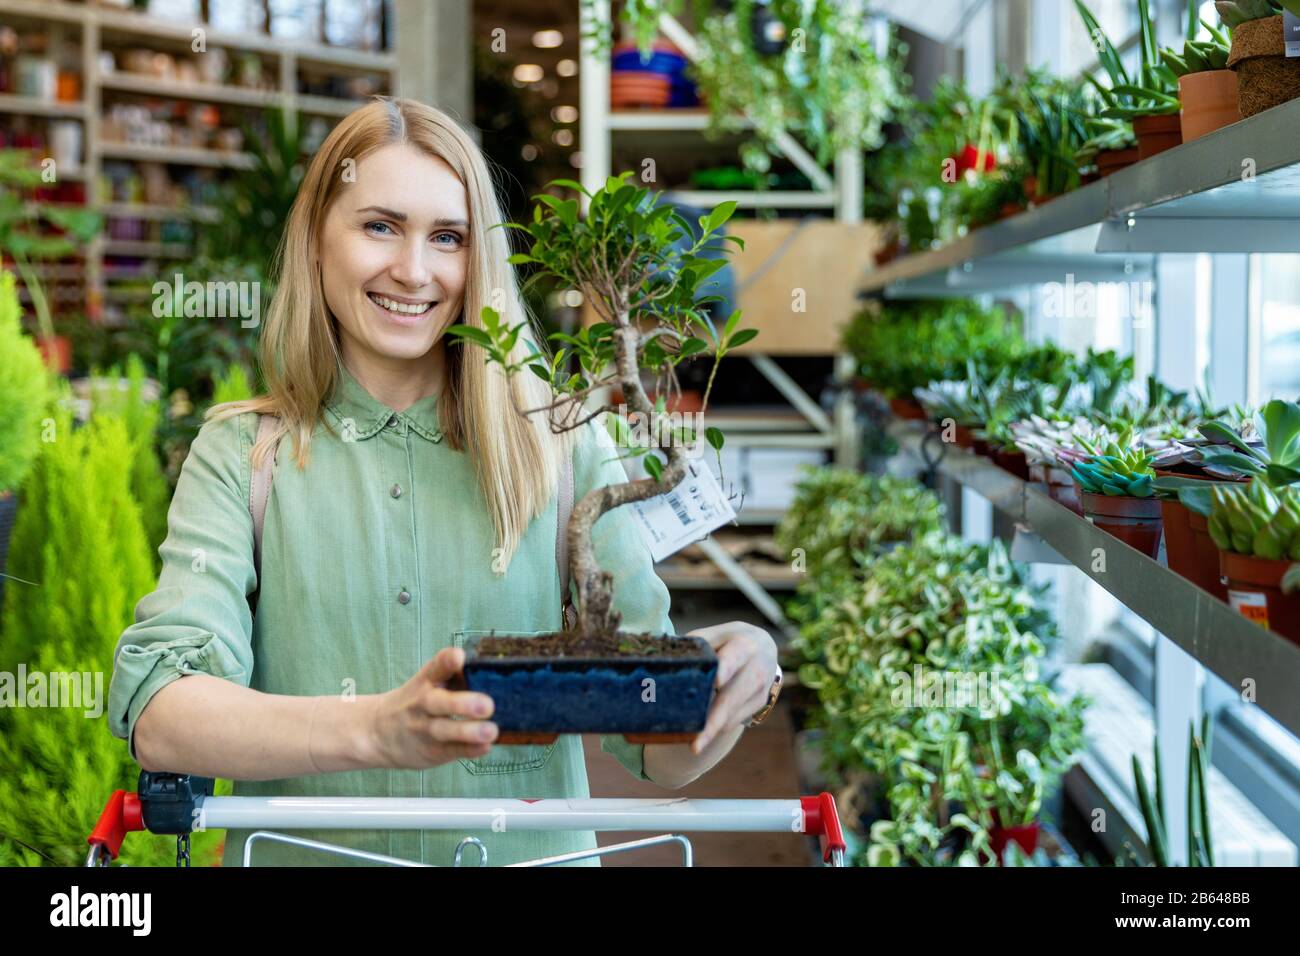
[1151,413,1258,597]
[1077,117,1140,177]
[1071,432,1164,557]
[445,172,750,740]
[0,149,102,374]
[1162,11,1241,141]
[0,270,52,608]
[1076,0,1184,162]
[1218,0,1300,117]
[1207,482,1300,641]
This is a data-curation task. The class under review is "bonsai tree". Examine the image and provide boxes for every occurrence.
[447,172,751,637]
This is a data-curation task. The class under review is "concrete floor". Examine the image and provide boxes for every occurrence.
[582,594,815,867]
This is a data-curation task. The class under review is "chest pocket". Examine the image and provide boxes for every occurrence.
[452,629,559,775]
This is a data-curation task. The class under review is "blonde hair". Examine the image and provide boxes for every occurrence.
[209,97,570,568]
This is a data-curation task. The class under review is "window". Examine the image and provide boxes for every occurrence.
[1250,254,1300,403]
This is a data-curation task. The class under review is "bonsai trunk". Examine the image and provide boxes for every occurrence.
[568,321,688,636]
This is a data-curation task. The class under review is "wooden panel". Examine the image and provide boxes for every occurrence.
[724,219,881,355]
[580,219,882,356]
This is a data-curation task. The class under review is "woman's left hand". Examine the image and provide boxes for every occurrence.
[687,622,779,755]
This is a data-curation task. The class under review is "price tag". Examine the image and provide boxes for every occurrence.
[1228,589,1270,630]
[628,459,737,562]
[1287,10,1300,58]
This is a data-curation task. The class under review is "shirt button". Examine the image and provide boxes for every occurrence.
[390,484,402,499]
[385,414,398,429]
[397,589,411,605]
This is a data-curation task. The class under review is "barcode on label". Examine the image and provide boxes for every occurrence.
[667,491,692,527]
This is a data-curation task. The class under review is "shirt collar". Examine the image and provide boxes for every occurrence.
[324,362,444,443]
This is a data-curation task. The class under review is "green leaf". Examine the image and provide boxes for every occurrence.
[706,427,725,452]
[644,454,663,482]
[726,328,759,349]
[704,200,738,234]
[444,325,493,347]
[678,337,709,359]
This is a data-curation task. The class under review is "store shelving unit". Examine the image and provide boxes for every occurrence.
[890,420,1300,743]
[0,0,397,317]
[577,2,870,634]
[861,96,1300,296]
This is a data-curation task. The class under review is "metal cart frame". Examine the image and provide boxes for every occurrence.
[86,772,847,867]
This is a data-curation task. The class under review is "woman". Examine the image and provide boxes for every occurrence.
[107,98,780,867]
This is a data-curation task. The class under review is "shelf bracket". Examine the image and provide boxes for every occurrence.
[747,353,833,435]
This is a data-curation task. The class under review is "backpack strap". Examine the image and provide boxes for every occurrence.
[249,413,281,598]
[557,448,577,631]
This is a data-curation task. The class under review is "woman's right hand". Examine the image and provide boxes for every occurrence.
[363,647,498,769]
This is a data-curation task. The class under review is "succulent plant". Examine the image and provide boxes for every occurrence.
[1071,434,1157,497]
[1075,0,1181,120]
[1207,482,1300,559]
[1199,399,1300,488]
[1215,0,1300,28]
[1162,17,1233,76]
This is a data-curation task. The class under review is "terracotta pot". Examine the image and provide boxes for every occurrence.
[1219,550,1300,643]
[889,396,926,421]
[970,434,989,456]
[1187,509,1230,601]
[1160,498,1229,599]
[988,821,1040,865]
[1227,15,1300,119]
[998,201,1023,220]
[35,335,72,374]
[953,424,976,450]
[1080,490,1164,558]
[1178,70,1241,141]
[1133,113,1183,161]
[994,447,1030,481]
[1096,146,1140,177]
[1047,466,1082,514]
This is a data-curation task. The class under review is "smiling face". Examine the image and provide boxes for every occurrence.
[318,142,470,378]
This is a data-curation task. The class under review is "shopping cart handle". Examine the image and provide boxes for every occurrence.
[800,793,847,865]
[87,789,145,863]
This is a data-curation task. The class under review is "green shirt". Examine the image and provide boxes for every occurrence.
[107,364,675,867]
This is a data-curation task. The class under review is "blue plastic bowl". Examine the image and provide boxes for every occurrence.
[461,634,718,734]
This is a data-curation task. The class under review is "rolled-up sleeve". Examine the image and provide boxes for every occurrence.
[570,419,676,782]
[107,412,259,763]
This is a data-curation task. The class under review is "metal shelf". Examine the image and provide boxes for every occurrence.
[862,96,1300,296]
[892,421,1300,741]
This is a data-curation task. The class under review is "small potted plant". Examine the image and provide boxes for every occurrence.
[1151,414,1258,597]
[1218,0,1300,117]
[1207,482,1300,641]
[1076,0,1183,161]
[1162,15,1241,141]
[1070,432,1164,557]
[446,173,750,740]
[0,149,101,374]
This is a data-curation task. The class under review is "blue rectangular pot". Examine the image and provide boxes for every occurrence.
[460,633,718,735]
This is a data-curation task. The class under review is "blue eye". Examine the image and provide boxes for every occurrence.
[434,231,463,247]
[365,221,394,236]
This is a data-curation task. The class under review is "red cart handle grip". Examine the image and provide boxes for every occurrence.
[87,789,145,862]
[801,793,847,865]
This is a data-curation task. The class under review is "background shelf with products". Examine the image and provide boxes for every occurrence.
[0,0,396,324]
